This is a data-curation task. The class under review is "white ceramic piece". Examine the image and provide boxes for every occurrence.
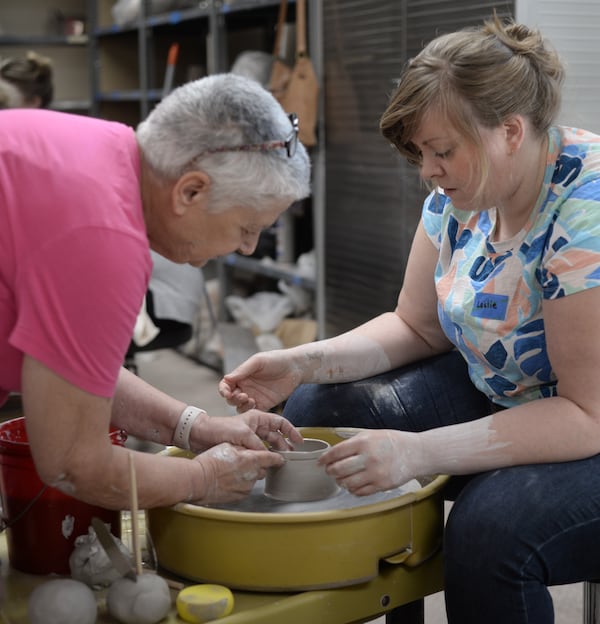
[264,438,338,502]
[69,525,131,588]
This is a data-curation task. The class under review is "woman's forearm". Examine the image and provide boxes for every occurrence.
[292,311,451,385]
[418,396,600,477]
[111,367,187,446]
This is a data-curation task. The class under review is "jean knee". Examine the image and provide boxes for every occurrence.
[283,384,335,427]
[445,474,530,581]
[283,382,372,428]
[443,469,575,623]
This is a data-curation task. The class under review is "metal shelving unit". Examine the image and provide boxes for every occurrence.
[89,0,289,122]
[88,0,324,338]
[213,0,325,337]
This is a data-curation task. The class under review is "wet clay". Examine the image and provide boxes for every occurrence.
[265,438,338,502]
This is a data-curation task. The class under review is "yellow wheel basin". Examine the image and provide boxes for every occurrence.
[146,427,448,591]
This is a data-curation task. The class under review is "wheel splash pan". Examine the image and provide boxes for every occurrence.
[146,427,448,591]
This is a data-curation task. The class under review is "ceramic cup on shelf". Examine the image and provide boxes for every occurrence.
[264,438,338,502]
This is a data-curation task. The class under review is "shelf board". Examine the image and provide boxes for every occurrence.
[0,35,88,46]
[95,89,162,102]
[95,5,210,34]
[94,24,137,36]
[94,0,289,34]
[51,99,92,111]
[146,6,211,27]
[221,0,294,13]
[222,254,315,290]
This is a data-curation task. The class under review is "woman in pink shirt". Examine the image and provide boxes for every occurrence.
[0,73,310,510]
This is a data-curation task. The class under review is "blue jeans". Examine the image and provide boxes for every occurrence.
[283,351,600,623]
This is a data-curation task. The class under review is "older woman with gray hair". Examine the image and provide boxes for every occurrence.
[0,73,310,511]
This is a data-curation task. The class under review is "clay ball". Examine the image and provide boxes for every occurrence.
[28,578,97,624]
[107,574,171,624]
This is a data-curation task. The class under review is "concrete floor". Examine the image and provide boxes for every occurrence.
[136,348,586,624]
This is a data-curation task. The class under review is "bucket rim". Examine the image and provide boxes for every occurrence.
[0,416,29,455]
[0,417,127,456]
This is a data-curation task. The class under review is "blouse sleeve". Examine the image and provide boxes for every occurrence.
[539,178,600,299]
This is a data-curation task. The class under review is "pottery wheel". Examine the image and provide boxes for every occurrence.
[199,477,424,514]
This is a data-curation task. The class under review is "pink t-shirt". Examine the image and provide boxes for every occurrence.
[0,109,152,403]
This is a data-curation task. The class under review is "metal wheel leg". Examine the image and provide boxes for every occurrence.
[584,582,600,624]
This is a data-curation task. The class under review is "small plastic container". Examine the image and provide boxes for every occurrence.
[0,416,125,575]
[265,438,338,502]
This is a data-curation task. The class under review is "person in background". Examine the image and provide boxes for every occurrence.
[1,73,310,511]
[220,15,600,623]
[0,50,53,109]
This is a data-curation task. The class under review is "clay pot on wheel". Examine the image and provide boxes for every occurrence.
[265,438,338,502]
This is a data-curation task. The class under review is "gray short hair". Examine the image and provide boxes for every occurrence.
[136,73,311,212]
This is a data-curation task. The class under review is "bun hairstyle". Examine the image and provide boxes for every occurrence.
[0,77,22,109]
[380,13,565,167]
[0,51,54,108]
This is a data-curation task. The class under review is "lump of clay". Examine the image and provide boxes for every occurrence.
[107,573,171,624]
[70,524,131,588]
[28,578,97,624]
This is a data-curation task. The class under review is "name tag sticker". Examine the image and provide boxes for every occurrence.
[471,293,508,320]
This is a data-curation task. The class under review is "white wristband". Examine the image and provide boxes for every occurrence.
[173,406,206,450]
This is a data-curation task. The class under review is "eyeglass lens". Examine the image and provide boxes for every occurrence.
[286,113,299,157]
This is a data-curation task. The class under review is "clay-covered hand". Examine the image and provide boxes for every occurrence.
[318,430,426,496]
[219,350,304,412]
[190,409,303,453]
[193,442,285,503]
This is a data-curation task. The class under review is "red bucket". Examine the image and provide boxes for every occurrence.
[0,417,126,575]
